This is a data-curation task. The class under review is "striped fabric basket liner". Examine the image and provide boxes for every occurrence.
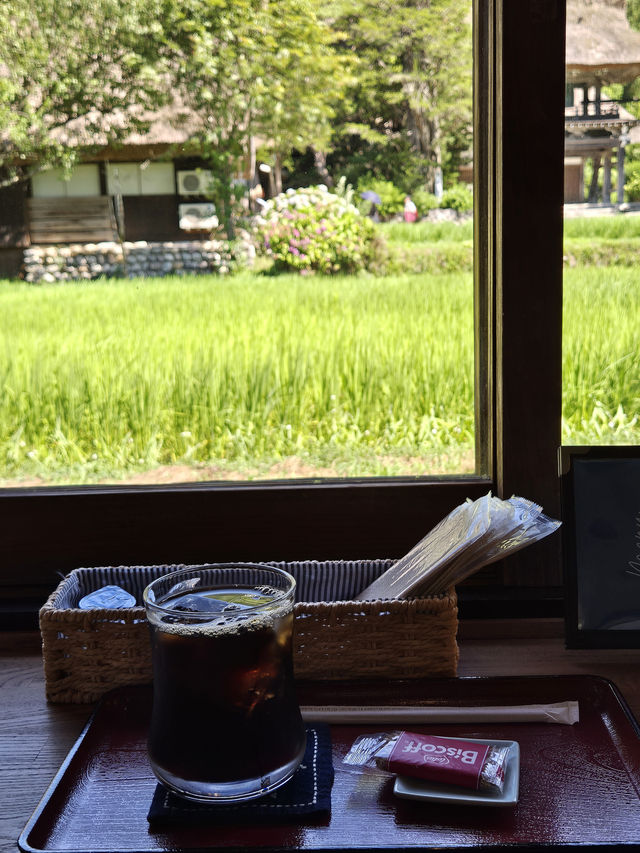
[39,561,459,703]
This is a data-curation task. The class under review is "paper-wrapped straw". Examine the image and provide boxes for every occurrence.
[355,493,561,600]
[301,701,579,725]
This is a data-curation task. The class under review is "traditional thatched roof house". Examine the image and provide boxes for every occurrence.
[0,97,260,278]
[564,0,640,202]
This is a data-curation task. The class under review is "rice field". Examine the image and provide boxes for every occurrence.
[0,271,475,484]
[562,266,640,444]
[1,237,639,485]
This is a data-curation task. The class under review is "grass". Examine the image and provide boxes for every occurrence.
[383,213,640,242]
[562,267,640,443]
[380,220,473,244]
[378,221,473,275]
[382,216,640,274]
[0,271,475,484]
[1,216,639,485]
[563,216,640,240]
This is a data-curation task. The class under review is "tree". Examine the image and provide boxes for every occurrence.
[1,0,470,215]
[171,0,350,229]
[0,0,189,185]
[1,0,347,209]
[249,0,353,194]
[324,0,472,194]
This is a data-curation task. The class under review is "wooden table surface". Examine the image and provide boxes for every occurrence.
[3,620,640,853]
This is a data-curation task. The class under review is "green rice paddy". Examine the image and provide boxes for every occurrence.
[1,219,638,485]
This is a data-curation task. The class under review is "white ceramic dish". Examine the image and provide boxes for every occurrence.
[393,737,520,807]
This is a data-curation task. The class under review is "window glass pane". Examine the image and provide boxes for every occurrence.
[141,163,175,195]
[31,165,100,198]
[1,1,476,489]
[106,163,141,196]
[563,0,640,448]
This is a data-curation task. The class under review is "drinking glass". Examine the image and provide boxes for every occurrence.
[144,564,306,802]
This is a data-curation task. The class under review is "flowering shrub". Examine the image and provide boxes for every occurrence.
[411,187,439,215]
[356,177,405,220]
[254,185,383,274]
[440,184,473,212]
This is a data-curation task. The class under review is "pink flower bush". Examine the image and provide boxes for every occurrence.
[254,186,382,275]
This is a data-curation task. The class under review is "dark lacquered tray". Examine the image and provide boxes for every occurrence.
[19,676,640,852]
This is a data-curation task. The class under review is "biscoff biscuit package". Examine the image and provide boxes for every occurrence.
[343,731,514,793]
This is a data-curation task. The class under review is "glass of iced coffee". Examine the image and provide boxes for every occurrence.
[143,564,306,802]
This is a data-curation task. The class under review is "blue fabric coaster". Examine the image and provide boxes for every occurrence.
[147,725,333,825]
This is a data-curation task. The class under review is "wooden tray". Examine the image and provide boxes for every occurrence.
[19,676,640,852]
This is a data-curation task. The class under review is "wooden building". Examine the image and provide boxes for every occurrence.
[0,103,256,279]
[564,0,640,203]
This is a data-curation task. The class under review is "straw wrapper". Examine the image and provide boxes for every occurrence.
[356,492,561,600]
[301,701,579,725]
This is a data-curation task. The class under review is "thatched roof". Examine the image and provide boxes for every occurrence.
[47,101,204,149]
[566,0,640,85]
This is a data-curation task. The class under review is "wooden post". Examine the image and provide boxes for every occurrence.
[496,0,565,587]
[588,154,601,202]
[603,152,612,204]
[617,141,626,204]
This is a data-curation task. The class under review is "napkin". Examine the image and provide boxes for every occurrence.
[147,724,333,825]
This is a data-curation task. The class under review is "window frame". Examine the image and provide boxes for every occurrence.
[0,0,566,627]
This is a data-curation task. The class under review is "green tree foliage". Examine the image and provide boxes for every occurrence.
[1,0,471,210]
[249,2,353,193]
[1,0,348,197]
[0,0,188,184]
[628,0,640,31]
[325,0,472,193]
[173,0,350,221]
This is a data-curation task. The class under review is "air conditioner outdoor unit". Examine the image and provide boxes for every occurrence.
[177,170,213,195]
[178,202,218,231]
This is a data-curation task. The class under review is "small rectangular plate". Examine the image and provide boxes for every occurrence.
[393,738,520,806]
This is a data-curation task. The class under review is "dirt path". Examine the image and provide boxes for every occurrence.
[0,452,475,488]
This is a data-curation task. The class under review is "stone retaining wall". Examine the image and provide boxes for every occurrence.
[21,239,250,283]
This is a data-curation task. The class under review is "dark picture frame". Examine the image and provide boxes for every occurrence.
[560,446,640,648]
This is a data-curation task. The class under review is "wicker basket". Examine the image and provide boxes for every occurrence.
[39,561,459,703]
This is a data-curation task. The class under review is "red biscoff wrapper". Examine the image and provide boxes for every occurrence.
[343,730,512,792]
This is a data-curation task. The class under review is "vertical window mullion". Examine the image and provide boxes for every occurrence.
[495,0,566,588]
[473,0,496,482]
